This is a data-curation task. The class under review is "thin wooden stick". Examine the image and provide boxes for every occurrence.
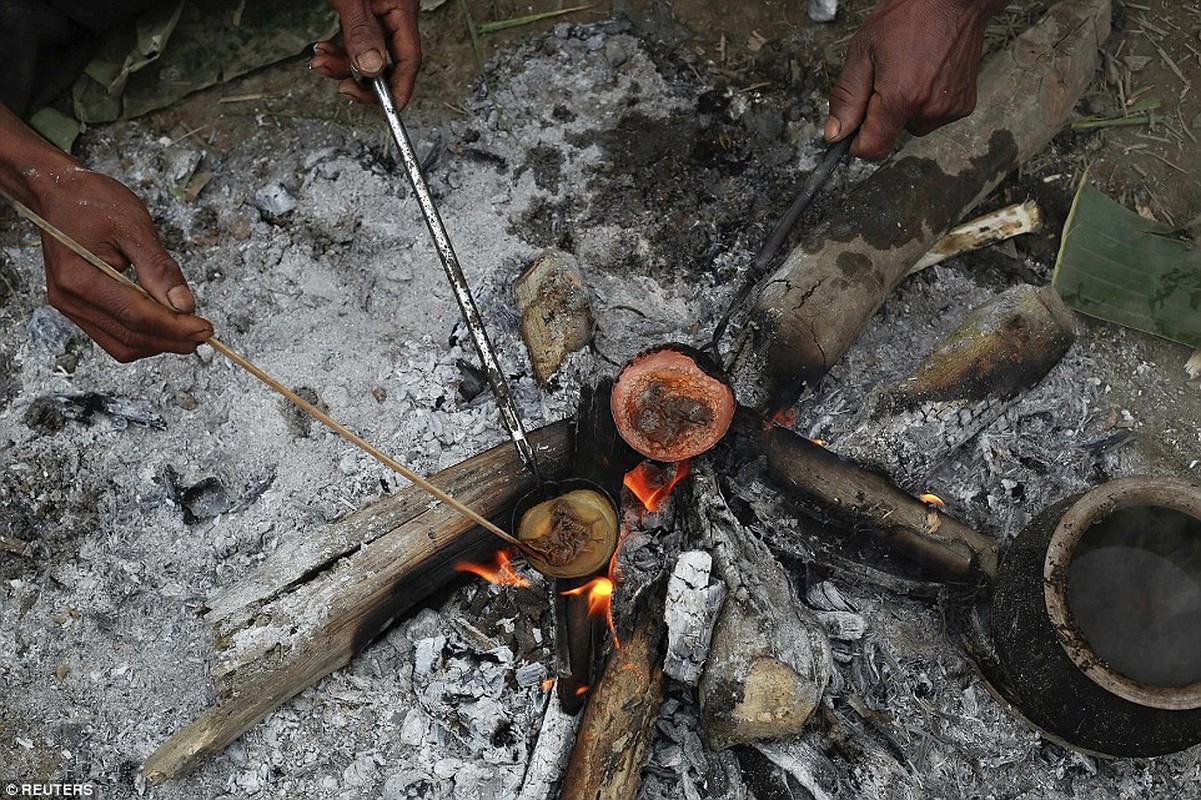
[1,189,521,548]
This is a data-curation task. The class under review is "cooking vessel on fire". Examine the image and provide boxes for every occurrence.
[971,475,1201,757]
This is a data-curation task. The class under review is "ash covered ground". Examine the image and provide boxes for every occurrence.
[2,11,1201,800]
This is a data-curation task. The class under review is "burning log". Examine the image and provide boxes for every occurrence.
[832,283,1076,490]
[551,380,640,711]
[558,613,666,800]
[732,0,1110,409]
[695,464,834,750]
[736,411,1000,580]
[143,421,573,784]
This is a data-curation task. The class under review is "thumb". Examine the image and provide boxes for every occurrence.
[825,49,873,143]
[122,231,196,314]
[335,0,388,77]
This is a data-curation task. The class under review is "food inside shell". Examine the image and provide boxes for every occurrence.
[610,344,736,462]
[517,488,619,578]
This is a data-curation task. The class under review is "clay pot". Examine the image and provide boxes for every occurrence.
[989,475,1201,757]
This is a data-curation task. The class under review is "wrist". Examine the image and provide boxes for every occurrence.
[0,104,79,213]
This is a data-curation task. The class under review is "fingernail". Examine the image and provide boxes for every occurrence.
[167,285,195,312]
[824,117,841,141]
[357,49,384,75]
[190,328,213,343]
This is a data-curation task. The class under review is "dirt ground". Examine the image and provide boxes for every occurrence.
[2,1,1200,799]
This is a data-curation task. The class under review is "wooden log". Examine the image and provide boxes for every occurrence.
[735,410,999,581]
[515,248,596,386]
[695,464,833,751]
[732,0,1110,410]
[832,283,1076,490]
[143,421,572,784]
[558,613,666,800]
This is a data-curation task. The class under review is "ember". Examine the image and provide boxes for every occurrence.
[624,461,691,513]
[453,549,530,588]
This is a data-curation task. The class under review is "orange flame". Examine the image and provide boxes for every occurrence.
[918,492,946,508]
[454,550,530,588]
[541,678,556,692]
[624,460,691,513]
[563,577,620,649]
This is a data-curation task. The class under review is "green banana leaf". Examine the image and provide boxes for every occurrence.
[1052,179,1201,348]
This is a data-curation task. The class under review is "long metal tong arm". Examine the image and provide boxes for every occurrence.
[370,76,543,484]
[0,188,522,548]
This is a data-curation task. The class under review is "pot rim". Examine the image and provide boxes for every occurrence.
[1043,475,1201,711]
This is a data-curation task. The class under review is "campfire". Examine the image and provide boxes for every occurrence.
[75,2,1195,798]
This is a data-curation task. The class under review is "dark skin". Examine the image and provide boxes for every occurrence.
[1,0,998,362]
[824,0,1007,159]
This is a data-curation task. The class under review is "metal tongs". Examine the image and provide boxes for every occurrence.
[369,76,543,483]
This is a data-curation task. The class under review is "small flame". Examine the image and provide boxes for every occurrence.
[454,550,530,588]
[563,577,620,649]
[918,492,945,508]
[809,438,827,447]
[541,678,556,692]
[624,460,691,513]
[575,685,590,696]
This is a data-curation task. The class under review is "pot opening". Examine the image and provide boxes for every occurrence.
[1067,504,1201,689]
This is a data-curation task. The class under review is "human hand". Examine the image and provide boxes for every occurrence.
[312,0,421,108]
[825,0,1005,160]
[32,167,214,362]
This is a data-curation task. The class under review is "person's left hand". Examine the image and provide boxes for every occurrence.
[825,0,1004,160]
[311,0,421,107]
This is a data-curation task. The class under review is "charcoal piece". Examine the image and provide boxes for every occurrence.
[182,478,231,524]
[457,359,488,402]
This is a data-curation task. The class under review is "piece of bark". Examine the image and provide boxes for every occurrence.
[516,690,581,800]
[515,248,595,385]
[663,549,727,685]
[732,0,1110,409]
[143,422,572,784]
[736,410,999,580]
[558,614,666,800]
[695,465,833,751]
[832,283,1076,490]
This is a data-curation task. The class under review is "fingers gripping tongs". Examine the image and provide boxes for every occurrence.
[369,75,544,483]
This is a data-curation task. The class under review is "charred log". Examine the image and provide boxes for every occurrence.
[143,422,573,784]
[833,284,1077,490]
[734,410,999,581]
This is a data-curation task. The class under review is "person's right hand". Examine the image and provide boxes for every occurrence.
[825,0,1005,160]
[312,0,421,108]
[31,166,213,362]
